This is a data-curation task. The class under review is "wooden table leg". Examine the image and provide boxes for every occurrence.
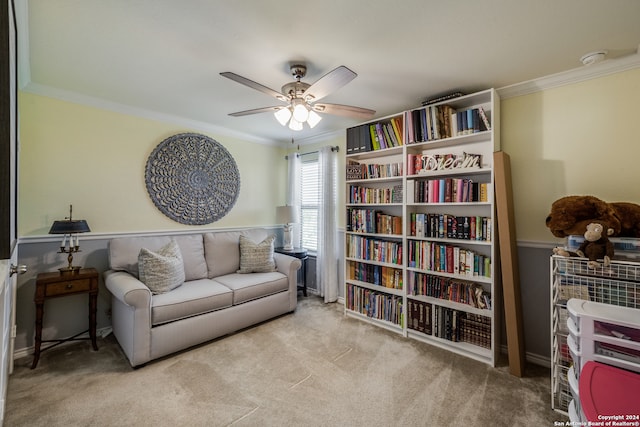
[89,292,98,351]
[31,301,44,369]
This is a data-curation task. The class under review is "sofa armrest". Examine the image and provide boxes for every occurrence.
[104,270,152,309]
[274,253,302,310]
[104,270,153,367]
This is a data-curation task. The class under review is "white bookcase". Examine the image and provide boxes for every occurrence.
[344,89,501,366]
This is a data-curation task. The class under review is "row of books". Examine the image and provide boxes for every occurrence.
[346,284,403,326]
[348,184,403,204]
[406,105,490,144]
[346,117,404,154]
[346,234,403,265]
[410,213,491,241]
[433,306,492,348]
[459,313,492,349]
[347,208,402,235]
[408,272,491,309]
[407,240,491,278]
[407,178,488,204]
[345,161,403,181]
[346,261,403,290]
[406,301,492,349]
[407,152,482,176]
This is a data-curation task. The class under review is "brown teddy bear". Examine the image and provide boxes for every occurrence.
[553,222,614,268]
[545,195,620,238]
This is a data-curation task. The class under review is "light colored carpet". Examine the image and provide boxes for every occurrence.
[5,296,567,426]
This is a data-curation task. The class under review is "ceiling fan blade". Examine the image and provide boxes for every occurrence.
[312,103,375,119]
[228,106,283,117]
[220,72,288,102]
[303,66,357,102]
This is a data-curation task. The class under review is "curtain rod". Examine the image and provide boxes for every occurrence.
[285,145,339,159]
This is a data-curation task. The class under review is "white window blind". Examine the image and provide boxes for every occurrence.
[300,159,319,252]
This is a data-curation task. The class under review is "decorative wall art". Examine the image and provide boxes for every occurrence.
[145,133,241,225]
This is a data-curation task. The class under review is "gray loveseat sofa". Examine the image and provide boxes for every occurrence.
[104,228,301,367]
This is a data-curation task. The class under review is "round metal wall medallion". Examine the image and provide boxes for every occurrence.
[145,133,241,225]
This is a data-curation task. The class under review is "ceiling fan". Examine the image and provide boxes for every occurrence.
[220,63,376,131]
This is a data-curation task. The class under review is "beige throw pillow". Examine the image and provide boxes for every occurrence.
[138,239,185,294]
[237,234,277,273]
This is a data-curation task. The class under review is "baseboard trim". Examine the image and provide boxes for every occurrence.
[500,344,550,368]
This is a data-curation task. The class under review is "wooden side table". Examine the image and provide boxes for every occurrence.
[275,247,308,296]
[32,267,99,369]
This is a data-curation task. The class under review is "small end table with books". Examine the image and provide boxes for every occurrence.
[274,247,308,296]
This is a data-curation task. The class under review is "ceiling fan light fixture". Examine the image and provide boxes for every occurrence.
[274,107,292,126]
[292,101,309,122]
[288,117,303,131]
[307,110,322,128]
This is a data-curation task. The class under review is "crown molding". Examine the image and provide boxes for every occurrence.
[22,82,282,147]
[497,52,640,99]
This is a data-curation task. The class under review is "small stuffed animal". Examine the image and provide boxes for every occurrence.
[577,223,614,268]
[553,222,614,268]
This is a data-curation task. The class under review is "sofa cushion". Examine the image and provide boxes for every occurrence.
[138,239,185,294]
[109,234,207,281]
[204,231,242,278]
[151,279,233,326]
[238,234,277,273]
[215,271,288,305]
[174,234,208,281]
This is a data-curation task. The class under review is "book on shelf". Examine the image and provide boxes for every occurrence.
[406,105,490,144]
[347,208,403,235]
[346,117,404,154]
[408,271,491,309]
[348,184,403,204]
[421,91,465,106]
[347,261,403,290]
[407,240,491,278]
[346,234,403,265]
[409,213,491,241]
[432,306,492,348]
[407,299,432,335]
[345,160,403,180]
[346,284,403,325]
[409,178,488,204]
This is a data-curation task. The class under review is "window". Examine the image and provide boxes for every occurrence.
[300,158,319,252]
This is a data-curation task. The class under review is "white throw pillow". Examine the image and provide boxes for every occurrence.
[237,234,277,273]
[138,239,185,294]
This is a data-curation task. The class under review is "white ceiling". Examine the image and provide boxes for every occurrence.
[18,0,640,145]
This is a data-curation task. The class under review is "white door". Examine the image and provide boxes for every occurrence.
[0,0,22,423]
[0,252,18,424]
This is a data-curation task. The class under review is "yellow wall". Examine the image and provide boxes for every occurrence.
[501,68,640,242]
[20,67,640,241]
[18,92,287,235]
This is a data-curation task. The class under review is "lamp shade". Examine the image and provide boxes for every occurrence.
[276,205,299,224]
[49,220,91,234]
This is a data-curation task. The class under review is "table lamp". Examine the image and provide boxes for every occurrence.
[276,205,299,251]
[49,204,91,273]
